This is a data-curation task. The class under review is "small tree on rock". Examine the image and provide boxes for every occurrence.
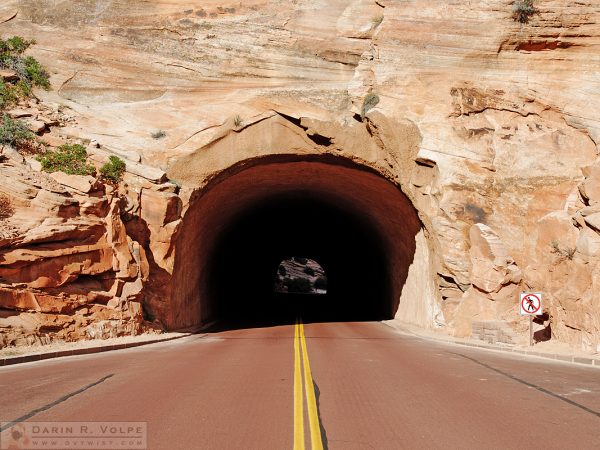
[100,155,126,183]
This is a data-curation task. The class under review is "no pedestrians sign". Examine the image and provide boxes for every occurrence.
[519,292,542,316]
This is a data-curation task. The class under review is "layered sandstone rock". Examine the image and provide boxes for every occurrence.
[0,0,599,353]
[0,141,161,346]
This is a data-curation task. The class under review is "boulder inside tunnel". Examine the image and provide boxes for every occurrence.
[168,156,423,330]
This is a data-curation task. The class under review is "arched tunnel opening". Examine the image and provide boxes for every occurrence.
[169,156,422,331]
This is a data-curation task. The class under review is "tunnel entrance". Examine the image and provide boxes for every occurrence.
[169,156,422,330]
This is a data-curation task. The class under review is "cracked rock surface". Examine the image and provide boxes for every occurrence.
[0,0,599,353]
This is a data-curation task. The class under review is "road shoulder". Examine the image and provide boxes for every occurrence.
[383,320,600,369]
[0,332,192,366]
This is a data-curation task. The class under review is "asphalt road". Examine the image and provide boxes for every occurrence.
[1,321,599,449]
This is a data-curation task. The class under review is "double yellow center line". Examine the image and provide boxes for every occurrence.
[293,318,323,450]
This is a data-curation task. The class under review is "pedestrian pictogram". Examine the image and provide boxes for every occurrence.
[520,293,542,316]
[520,292,543,347]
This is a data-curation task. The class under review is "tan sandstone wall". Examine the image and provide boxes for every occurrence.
[0,0,599,352]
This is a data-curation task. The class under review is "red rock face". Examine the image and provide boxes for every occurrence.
[1,0,600,352]
[0,158,153,346]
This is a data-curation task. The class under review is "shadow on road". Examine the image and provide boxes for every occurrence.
[201,293,386,333]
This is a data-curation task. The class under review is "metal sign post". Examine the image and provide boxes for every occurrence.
[529,315,533,347]
[519,292,542,347]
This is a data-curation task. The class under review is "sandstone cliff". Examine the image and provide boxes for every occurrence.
[0,1,599,353]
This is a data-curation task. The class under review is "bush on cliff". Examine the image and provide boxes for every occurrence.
[37,143,96,176]
[513,0,536,23]
[100,155,126,183]
[0,114,34,147]
[0,37,50,153]
[361,93,380,119]
[0,36,50,91]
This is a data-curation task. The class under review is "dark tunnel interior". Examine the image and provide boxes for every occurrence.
[208,194,390,327]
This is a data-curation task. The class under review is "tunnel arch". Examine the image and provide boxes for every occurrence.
[168,154,423,330]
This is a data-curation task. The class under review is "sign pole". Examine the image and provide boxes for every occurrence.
[529,315,533,347]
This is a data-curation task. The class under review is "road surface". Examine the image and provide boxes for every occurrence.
[1,321,599,449]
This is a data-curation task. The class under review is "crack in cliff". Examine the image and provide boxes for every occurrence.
[274,112,334,147]
[0,10,17,24]
[57,70,81,97]
[136,26,185,37]
[171,124,221,150]
[173,113,278,151]
[459,106,539,119]
[155,62,207,76]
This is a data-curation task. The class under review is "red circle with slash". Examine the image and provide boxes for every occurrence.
[521,294,541,314]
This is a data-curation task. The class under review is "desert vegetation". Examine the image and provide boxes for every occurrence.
[0,37,50,153]
[361,93,380,119]
[0,114,34,148]
[550,240,576,260]
[100,155,126,183]
[513,0,536,23]
[0,36,50,108]
[37,143,95,176]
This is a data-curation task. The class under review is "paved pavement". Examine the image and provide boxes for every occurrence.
[1,321,599,449]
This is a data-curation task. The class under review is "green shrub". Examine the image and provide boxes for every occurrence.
[361,93,380,119]
[550,240,576,260]
[23,56,50,89]
[513,0,536,23]
[37,144,95,176]
[0,36,50,99]
[100,155,126,183]
[0,36,34,54]
[0,114,34,147]
[0,82,17,108]
[151,130,166,139]
[233,115,243,127]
